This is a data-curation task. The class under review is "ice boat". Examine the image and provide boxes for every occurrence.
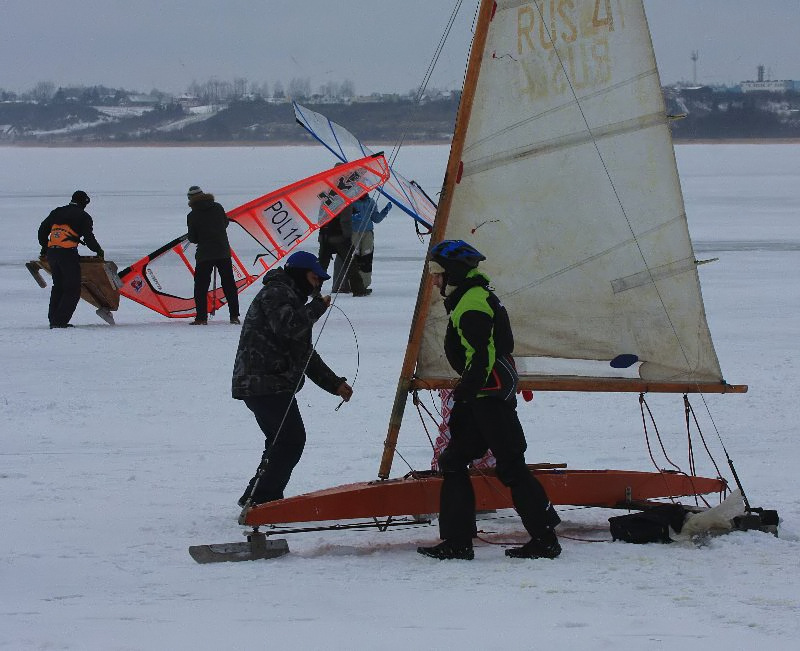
[194,0,765,562]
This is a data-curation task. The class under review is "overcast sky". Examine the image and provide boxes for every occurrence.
[2,1,799,95]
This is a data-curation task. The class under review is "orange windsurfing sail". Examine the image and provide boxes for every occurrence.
[118,153,389,318]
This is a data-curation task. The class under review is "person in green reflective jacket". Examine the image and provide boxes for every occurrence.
[417,240,561,561]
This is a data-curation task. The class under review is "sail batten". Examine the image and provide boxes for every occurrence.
[463,68,662,156]
[463,112,668,176]
[612,257,698,294]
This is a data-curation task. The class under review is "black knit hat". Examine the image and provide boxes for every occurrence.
[71,190,90,206]
[187,185,204,199]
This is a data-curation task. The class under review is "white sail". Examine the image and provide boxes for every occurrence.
[293,102,437,228]
[417,0,723,385]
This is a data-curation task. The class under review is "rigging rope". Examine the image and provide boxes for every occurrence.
[413,390,439,456]
[317,0,470,375]
[373,0,468,240]
[309,0,473,408]
[530,0,741,495]
[684,394,725,482]
[531,1,695,379]
[639,393,683,475]
[388,0,466,167]
[638,393,714,508]
[329,304,360,410]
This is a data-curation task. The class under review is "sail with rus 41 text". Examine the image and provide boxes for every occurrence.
[417,1,725,389]
[118,154,389,318]
[293,102,436,230]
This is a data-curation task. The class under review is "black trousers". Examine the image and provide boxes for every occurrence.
[438,398,560,542]
[318,235,365,294]
[193,258,239,320]
[241,394,306,504]
[46,248,81,326]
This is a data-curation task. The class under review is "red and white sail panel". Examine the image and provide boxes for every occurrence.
[118,154,389,318]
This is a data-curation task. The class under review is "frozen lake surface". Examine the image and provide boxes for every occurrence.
[1,144,799,650]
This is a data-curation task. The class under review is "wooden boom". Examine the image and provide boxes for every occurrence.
[411,377,748,394]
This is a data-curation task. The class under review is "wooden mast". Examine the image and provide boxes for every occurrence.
[377,0,496,480]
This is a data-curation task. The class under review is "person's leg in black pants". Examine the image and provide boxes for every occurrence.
[47,248,81,327]
[193,260,213,321]
[213,258,239,319]
[239,394,307,505]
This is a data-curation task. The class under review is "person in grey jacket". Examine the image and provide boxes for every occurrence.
[186,185,240,325]
[233,250,353,507]
[350,194,391,294]
[316,171,367,295]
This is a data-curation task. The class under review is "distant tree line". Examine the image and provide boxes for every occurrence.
[2,78,799,144]
[0,76,446,106]
[666,87,800,140]
[182,77,358,103]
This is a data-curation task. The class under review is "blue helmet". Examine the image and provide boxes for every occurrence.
[285,250,331,280]
[429,239,486,269]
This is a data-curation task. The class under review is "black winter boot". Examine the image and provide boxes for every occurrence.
[505,529,561,559]
[238,477,259,508]
[417,539,474,560]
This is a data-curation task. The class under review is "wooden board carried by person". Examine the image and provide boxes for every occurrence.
[26,256,122,324]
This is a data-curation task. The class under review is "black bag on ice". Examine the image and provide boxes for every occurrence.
[608,504,688,544]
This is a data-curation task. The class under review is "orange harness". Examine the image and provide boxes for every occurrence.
[48,223,80,249]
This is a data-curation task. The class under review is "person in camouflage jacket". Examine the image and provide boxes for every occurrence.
[417,240,561,562]
[233,251,353,507]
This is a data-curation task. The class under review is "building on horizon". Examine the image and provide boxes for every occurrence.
[740,65,797,93]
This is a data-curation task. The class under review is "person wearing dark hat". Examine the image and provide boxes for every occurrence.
[232,250,353,507]
[186,185,240,325]
[417,239,561,561]
[37,190,104,328]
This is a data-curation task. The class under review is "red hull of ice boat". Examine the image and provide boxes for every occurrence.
[244,468,726,526]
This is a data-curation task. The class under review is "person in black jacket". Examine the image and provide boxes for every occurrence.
[233,250,353,507]
[186,185,240,325]
[417,240,561,561]
[37,190,104,328]
[316,172,367,296]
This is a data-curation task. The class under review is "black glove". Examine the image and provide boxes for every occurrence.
[96,249,104,259]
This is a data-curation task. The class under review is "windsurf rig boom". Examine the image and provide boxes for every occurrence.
[293,102,436,230]
[118,153,390,318]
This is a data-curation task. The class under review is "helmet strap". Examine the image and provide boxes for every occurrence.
[438,271,450,297]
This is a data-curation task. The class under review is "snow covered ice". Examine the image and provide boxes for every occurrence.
[1,144,799,649]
